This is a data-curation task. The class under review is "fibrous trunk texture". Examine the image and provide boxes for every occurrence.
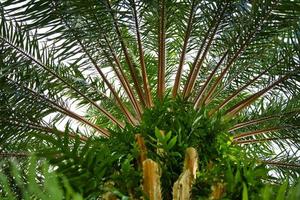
[173,147,198,200]
[142,159,162,200]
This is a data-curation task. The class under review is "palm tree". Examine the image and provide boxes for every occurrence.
[0,0,300,199]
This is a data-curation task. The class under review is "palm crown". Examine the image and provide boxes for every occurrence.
[0,0,300,199]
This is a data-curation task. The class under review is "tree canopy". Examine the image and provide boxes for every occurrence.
[0,0,300,199]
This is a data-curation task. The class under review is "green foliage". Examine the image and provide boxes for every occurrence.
[0,156,82,200]
[0,98,300,199]
[33,126,142,198]
[138,97,229,158]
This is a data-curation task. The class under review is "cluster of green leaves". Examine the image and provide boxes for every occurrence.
[129,97,226,197]
[190,129,267,199]
[0,157,82,200]
[33,126,142,198]
[194,158,300,200]
[134,98,300,199]
[138,97,229,159]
